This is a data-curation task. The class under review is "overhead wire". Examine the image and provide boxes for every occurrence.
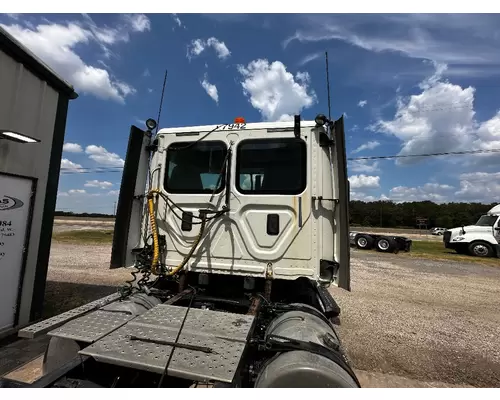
[348,148,500,161]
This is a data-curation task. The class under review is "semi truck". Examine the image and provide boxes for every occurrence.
[1,112,361,388]
[443,204,500,258]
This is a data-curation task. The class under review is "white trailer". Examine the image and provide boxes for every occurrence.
[443,204,500,257]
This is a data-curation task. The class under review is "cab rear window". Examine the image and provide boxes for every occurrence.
[236,138,307,195]
[164,141,228,194]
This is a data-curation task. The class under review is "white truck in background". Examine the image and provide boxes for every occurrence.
[443,204,500,258]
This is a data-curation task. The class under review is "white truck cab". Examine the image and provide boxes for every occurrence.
[444,204,500,257]
[111,114,351,290]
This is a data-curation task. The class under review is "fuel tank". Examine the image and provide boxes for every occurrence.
[254,305,360,388]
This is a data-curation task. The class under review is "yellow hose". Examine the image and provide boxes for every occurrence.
[165,214,207,276]
[146,189,208,277]
[147,193,160,275]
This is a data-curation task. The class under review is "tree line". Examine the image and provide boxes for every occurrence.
[350,200,497,229]
[55,200,497,229]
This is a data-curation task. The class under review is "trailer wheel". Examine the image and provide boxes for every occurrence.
[375,236,397,253]
[468,241,493,257]
[355,234,374,250]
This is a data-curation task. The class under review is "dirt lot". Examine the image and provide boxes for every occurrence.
[42,241,500,388]
[53,219,444,241]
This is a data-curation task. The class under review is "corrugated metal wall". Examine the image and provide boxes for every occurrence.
[0,47,59,329]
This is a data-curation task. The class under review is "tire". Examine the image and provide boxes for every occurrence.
[375,236,397,253]
[468,241,494,257]
[355,234,374,250]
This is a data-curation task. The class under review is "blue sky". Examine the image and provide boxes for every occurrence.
[1,13,500,213]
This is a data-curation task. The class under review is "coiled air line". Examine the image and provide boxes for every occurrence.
[146,189,225,277]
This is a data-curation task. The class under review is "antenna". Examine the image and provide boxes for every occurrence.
[155,69,168,134]
[325,51,331,121]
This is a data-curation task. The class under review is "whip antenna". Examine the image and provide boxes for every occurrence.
[325,51,331,121]
[156,69,168,134]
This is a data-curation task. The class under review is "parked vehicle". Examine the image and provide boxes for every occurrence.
[430,227,447,236]
[443,204,500,257]
[349,231,412,254]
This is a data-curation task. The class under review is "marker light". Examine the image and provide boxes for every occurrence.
[314,114,328,127]
[0,130,40,143]
[146,118,157,131]
[234,117,245,124]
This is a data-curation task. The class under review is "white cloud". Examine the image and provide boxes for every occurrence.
[298,52,322,66]
[388,183,455,203]
[68,189,87,195]
[351,140,380,154]
[107,190,120,196]
[368,61,500,166]
[60,158,84,172]
[0,16,149,103]
[284,14,500,66]
[200,75,219,104]
[454,172,500,202]
[187,37,231,60]
[143,68,150,77]
[349,174,380,189]
[348,159,380,174]
[172,14,184,29]
[358,100,367,108]
[350,191,379,202]
[237,59,317,122]
[85,145,124,167]
[63,142,83,153]
[123,14,151,33]
[84,180,113,189]
[147,88,153,93]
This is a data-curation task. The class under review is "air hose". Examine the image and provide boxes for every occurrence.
[147,192,161,275]
[146,189,216,277]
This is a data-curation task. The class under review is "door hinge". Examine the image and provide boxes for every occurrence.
[312,196,339,203]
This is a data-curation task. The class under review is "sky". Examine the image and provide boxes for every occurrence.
[1,12,500,213]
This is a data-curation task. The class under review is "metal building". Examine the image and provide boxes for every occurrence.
[0,26,78,338]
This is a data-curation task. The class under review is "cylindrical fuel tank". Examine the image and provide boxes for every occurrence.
[255,306,360,388]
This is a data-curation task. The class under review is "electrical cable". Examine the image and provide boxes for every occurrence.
[348,148,500,161]
[157,287,197,388]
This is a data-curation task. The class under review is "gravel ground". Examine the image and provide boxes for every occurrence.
[331,249,500,388]
[45,243,500,387]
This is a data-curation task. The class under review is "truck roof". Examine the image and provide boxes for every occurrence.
[487,204,500,216]
[157,120,318,135]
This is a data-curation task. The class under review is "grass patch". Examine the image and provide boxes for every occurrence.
[403,240,500,265]
[52,229,114,244]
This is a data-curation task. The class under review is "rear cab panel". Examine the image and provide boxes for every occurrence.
[155,122,318,280]
[115,117,351,290]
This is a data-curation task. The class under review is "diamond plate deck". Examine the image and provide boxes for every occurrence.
[79,304,255,383]
[18,293,122,339]
[133,304,254,341]
[48,310,134,343]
